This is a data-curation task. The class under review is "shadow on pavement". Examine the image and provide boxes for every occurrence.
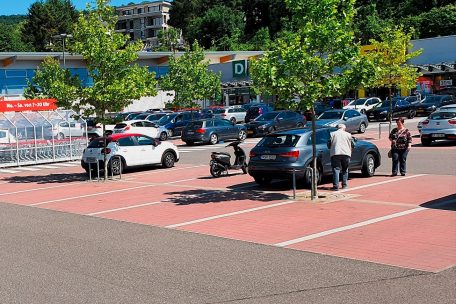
[2,173,88,184]
[164,188,290,205]
[420,194,456,211]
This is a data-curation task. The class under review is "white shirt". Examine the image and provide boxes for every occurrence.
[329,129,353,157]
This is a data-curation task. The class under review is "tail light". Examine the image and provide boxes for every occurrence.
[125,126,131,131]
[196,128,205,134]
[422,120,429,125]
[258,108,263,115]
[221,113,226,117]
[448,119,456,125]
[249,151,256,157]
[100,148,111,154]
[279,151,300,158]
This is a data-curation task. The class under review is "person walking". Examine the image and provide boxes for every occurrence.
[389,117,412,176]
[328,124,354,191]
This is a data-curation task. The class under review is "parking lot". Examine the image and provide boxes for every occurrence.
[0,119,455,303]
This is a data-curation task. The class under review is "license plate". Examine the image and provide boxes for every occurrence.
[431,133,445,138]
[86,157,98,163]
[247,130,254,134]
[417,109,424,112]
[261,154,276,160]
[187,131,194,134]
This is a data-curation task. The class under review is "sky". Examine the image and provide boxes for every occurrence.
[0,0,137,15]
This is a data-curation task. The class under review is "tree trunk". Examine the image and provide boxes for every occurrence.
[102,113,108,181]
[388,87,392,133]
[311,105,318,200]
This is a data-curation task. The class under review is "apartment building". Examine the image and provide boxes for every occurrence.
[115,1,172,49]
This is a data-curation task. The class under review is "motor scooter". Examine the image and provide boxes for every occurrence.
[210,141,248,177]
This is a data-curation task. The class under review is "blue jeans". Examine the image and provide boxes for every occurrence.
[392,149,409,175]
[331,155,350,189]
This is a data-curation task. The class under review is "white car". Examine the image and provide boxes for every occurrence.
[420,108,456,146]
[219,106,247,124]
[52,121,85,139]
[113,120,170,140]
[0,129,17,144]
[343,97,382,114]
[81,133,179,174]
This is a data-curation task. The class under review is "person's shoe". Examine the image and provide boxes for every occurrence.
[401,173,406,176]
[342,185,348,189]
[390,173,397,177]
[331,186,339,191]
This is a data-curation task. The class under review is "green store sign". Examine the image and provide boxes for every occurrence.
[232,60,248,78]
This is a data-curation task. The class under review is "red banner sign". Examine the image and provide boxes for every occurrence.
[0,99,57,112]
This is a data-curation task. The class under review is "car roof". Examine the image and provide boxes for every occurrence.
[122,119,153,124]
[273,126,336,136]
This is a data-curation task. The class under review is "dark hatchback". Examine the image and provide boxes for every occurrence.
[248,128,381,186]
[413,95,456,116]
[245,110,305,137]
[366,98,416,121]
[244,104,274,123]
[157,111,201,137]
[181,119,247,145]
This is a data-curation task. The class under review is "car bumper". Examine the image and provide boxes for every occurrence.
[181,133,210,142]
[248,162,306,179]
[421,128,456,140]
[246,127,268,137]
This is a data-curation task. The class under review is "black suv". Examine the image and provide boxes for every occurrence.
[244,104,274,123]
[245,110,306,137]
[414,95,456,116]
[367,99,416,121]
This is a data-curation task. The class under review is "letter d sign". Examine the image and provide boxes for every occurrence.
[232,60,247,78]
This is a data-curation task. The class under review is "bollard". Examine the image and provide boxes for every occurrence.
[292,168,296,200]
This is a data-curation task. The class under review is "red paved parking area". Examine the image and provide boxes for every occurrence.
[0,161,455,273]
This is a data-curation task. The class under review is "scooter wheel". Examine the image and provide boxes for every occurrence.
[210,164,223,178]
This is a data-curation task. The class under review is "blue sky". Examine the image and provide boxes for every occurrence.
[1,0,138,15]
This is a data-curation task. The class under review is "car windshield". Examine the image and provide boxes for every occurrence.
[212,108,225,114]
[158,114,176,125]
[350,98,367,106]
[88,138,112,148]
[257,134,301,148]
[186,121,204,128]
[114,123,127,129]
[429,111,456,120]
[422,96,443,104]
[376,100,398,108]
[319,111,343,119]
[256,112,278,121]
[135,114,149,120]
[147,114,164,120]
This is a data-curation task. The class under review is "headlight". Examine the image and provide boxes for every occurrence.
[380,111,387,115]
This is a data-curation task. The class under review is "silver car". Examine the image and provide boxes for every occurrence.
[217,106,247,124]
[313,109,369,133]
[420,107,456,146]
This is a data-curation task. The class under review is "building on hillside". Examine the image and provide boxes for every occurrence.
[114,0,173,50]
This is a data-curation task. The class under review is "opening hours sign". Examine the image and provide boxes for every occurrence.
[0,99,57,112]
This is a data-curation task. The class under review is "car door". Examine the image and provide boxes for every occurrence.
[143,121,159,138]
[135,135,160,164]
[116,136,142,166]
[342,110,356,132]
[316,129,332,174]
[349,110,363,132]
[275,112,288,130]
[174,113,189,135]
[394,100,408,117]
[235,108,246,122]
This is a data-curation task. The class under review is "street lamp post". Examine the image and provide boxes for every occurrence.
[52,33,73,68]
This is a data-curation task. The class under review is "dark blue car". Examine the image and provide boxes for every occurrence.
[181,119,247,145]
[245,110,305,137]
[248,128,381,186]
[157,111,201,137]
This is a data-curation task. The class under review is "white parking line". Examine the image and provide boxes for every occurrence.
[274,198,456,247]
[0,183,86,197]
[0,169,20,174]
[166,200,297,228]
[88,200,164,216]
[14,167,41,171]
[55,163,79,167]
[339,174,427,193]
[33,165,60,169]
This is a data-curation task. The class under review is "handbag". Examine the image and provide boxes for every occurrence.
[387,150,392,158]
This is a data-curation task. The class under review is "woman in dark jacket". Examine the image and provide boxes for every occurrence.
[389,117,412,176]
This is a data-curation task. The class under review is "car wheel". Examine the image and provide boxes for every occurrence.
[230,117,236,124]
[210,163,223,177]
[168,129,174,137]
[254,176,271,186]
[296,122,304,128]
[421,137,432,146]
[108,157,124,175]
[162,151,175,168]
[267,126,276,134]
[210,133,218,145]
[304,164,322,188]
[408,110,416,119]
[159,131,168,141]
[360,109,366,114]
[358,122,367,134]
[361,153,376,177]
[238,130,247,141]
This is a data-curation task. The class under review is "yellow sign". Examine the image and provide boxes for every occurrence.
[360,45,377,55]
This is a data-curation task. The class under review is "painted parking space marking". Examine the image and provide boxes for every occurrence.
[0,169,20,173]
[88,200,164,216]
[13,167,42,171]
[274,198,455,247]
[33,165,60,169]
[166,200,297,228]
[339,174,427,193]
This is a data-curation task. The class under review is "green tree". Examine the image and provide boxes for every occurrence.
[21,0,78,51]
[160,42,221,110]
[403,4,456,39]
[250,0,373,198]
[155,27,183,52]
[0,22,30,51]
[366,26,422,130]
[27,0,158,179]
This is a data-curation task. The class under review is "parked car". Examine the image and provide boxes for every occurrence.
[313,109,369,133]
[157,111,201,137]
[367,99,416,121]
[420,107,456,146]
[343,97,382,114]
[114,112,142,121]
[134,112,167,122]
[242,103,273,111]
[216,106,247,124]
[0,129,17,144]
[248,128,381,186]
[200,107,225,119]
[244,104,274,123]
[413,95,456,116]
[404,95,423,105]
[51,120,85,139]
[81,133,179,175]
[245,110,305,137]
[113,120,170,141]
[302,102,333,121]
[181,119,247,145]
